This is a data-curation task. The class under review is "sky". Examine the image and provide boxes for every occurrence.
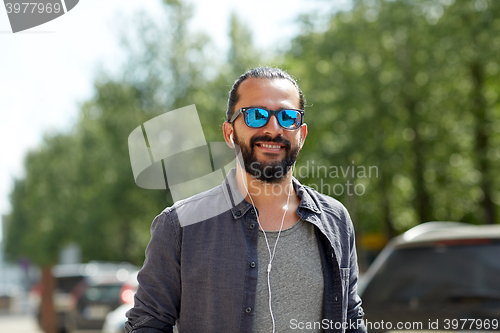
[0,0,349,238]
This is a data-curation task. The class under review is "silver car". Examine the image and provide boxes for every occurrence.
[102,271,178,333]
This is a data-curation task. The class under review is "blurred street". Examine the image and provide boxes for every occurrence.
[0,313,42,333]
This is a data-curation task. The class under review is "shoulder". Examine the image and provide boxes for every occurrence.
[160,184,230,227]
[299,183,353,232]
[164,184,223,212]
[300,183,349,217]
[148,185,227,246]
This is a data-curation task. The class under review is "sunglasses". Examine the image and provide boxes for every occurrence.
[229,107,305,130]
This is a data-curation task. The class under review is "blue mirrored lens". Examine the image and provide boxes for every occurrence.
[245,108,269,127]
[279,110,301,129]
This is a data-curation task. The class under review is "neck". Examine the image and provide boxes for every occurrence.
[234,164,301,231]
[234,163,295,207]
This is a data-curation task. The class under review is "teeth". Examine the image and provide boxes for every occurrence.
[261,144,281,149]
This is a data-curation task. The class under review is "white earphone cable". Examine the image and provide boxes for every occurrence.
[239,163,295,333]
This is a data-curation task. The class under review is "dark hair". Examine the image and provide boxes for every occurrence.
[226,67,306,121]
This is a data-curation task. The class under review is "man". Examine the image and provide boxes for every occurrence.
[126,67,366,333]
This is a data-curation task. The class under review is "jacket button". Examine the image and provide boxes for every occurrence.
[249,223,255,229]
[250,262,256,268]
[245,307,252,313]
[250,210,256,215]
[235,211,241,217]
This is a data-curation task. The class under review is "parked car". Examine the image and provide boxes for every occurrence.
[63,262,139,333]
[359,222,500,332]
[37,263,87,333]
[101,271,138,333]
[102,272,179,333]
[36,261,138,333]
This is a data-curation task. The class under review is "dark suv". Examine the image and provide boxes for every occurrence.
[359,222,500,332]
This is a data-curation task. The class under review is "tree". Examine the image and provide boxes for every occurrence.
[438,0,500,224]
[72,81,168,264]
[283,0,500,240]
[5,2,215,331]
[5,134,79,333]
[5,0,266,270]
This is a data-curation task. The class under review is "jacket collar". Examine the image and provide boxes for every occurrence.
[293,178,321,215]
[221,168,254,220]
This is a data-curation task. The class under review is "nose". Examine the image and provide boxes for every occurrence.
[263,114,283,137]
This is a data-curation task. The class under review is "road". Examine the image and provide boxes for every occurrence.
[0,313,43,333]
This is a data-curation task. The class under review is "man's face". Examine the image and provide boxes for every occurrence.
[228,78,307,183]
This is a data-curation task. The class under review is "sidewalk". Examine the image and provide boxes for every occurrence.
[0,313,43,333]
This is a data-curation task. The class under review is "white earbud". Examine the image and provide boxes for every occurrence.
[230,134,234,144]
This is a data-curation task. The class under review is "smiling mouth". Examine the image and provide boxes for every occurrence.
[257,143,284,149]
[255,142,286,151]
[249,135,291,152]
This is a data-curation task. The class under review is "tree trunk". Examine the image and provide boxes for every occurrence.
[411,121,432,224]
[382,182,396,239]
[397,36,433,224]
[366,62,397,238]
[470,61,496,224]
[40,265,57,333]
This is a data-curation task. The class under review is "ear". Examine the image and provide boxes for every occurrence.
[298,123,307,149]
[223,121,235,148]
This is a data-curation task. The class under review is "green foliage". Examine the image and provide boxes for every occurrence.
[284,0,500,235]
[4,1,263,265]
[73,81,168,264]
[5,134,79,266]
[5,0,500,267]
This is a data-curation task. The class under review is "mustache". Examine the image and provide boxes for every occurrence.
[250,135,291,150]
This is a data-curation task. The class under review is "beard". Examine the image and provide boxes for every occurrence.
[232,130,300,184]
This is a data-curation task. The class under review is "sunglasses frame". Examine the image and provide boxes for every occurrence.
[229,107,305,130]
